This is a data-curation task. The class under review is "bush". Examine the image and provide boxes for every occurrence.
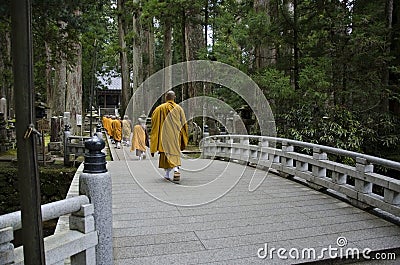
[0,162,76,215]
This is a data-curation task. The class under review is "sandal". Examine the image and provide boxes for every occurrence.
[173,171,180,182]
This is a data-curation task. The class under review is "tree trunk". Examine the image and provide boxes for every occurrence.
[292,0,300,90]
[384,0,394,112]
[140,19,154,115]
[66,43,83,134]
[118,0,131,117]
[53,54,67,117]
[253,0,278,70]
[388,0,400,113]
[181,8,188,102]
[132,0,141,93]
[184,5,204,99]
[163,18,173,93]
[143,21,155,79]
[45,41,53,119]
[0,28,13,118]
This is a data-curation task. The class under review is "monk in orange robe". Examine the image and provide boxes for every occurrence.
[111,116,122,148]
[102,115,112,136]
[130,117,148,159]
[150,91,188,182]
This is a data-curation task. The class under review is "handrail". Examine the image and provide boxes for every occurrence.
[0,195,96,264]
[0,195,89,230]
[202,135,400,171]
[201,135,400,217]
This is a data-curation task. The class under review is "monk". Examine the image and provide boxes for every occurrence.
[111,116,122,149]
[102,115,112,136]
[106,115,113,136]
[130,117,149,160]
[122,115,133,146]
[150,90,188,182]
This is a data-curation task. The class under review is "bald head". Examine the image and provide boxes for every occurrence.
[165,90,176,101]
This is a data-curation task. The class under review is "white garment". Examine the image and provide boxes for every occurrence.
[164,168,172,179]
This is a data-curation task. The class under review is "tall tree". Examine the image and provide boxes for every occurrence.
[117,0,131,116]
[132,0,142,93]
[66,42,83,134]
[0,4,13,118]
[253,0,278,70]
[183,2,204,99]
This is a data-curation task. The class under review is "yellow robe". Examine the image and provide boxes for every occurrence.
[131,124,146,152]
[103,117,112,136]
[102,117,109,135]
[150,100,188,168]
[111,119,122,142]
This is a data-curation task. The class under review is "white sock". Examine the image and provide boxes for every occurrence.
[164,169,171,179]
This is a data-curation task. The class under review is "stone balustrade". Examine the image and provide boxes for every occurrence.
[0,195,98,265]
[64,135,91,166]
[0,134,112,264]
[201,135,400,217]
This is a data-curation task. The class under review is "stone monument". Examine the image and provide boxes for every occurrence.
[0,97,6,121]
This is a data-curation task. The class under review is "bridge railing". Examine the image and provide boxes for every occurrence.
[0,195,98,264]
[201,135,400,217]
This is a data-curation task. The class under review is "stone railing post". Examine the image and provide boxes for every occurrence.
[0,227,14,264]
[225,136,233,158]
[350,157,373,209]
[308,147,328,190]
[79,135,113,265]
[258,138,269,162]
[69,204,97,264]
[240,136,250,163]
[312,147,327,178]
[279,141,294,178]
[201,137,213,159]
[281,141,294,167]
[355,157,373,194]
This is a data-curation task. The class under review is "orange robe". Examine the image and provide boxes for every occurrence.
[103,117,112,136]
[131,124,146,152]
[111,119,122,142]
[150,100,188,168]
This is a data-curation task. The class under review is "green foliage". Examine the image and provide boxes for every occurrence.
[253,68,294,100]
[298,57,331,95]
[0,163,76,215]
[279,105,373,153]
[0,0,399,163]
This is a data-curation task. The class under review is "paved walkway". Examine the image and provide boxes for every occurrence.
[108,140,400,264]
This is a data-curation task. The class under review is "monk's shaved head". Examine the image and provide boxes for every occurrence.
[165,90,176,101]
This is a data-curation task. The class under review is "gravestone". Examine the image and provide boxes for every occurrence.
[7,119,16,148]
[48,116,62,154]
[0,98,6,120]
[63,112,70,128]
[50,116,61,142]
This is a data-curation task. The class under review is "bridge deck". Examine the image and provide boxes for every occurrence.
[108,143,400,265]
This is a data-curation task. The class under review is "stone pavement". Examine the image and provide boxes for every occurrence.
[109,142,400,264]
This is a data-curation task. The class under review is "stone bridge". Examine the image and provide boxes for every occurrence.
[1,134,399,264]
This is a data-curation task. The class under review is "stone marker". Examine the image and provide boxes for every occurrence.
[0,97,6,121]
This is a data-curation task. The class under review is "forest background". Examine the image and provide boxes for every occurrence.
[0,0,399,162]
